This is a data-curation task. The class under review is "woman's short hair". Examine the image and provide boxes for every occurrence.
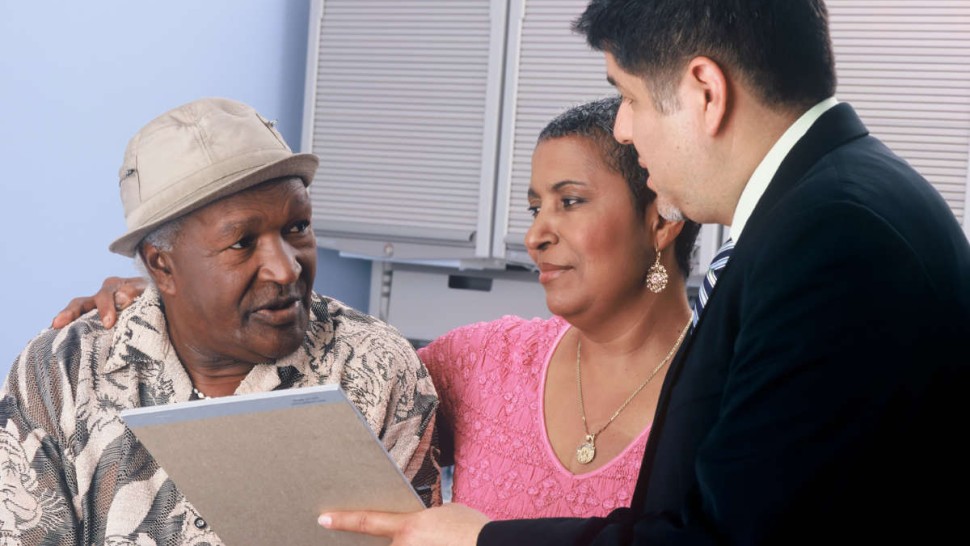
[537,96,701,277]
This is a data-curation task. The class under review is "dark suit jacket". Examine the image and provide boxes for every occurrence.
[479,103,970,545]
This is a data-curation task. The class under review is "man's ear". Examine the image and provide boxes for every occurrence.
[140,244,176,295]
[684,56,729,137]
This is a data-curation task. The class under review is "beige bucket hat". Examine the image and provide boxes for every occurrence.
[109,97,319,257]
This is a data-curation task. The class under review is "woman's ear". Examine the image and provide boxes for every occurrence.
[140,244,176,295]
[646,202,685,252]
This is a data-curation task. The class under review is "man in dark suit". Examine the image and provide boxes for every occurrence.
[321,1,970,543]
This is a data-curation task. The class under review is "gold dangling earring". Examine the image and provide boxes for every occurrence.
[645,246,668,293]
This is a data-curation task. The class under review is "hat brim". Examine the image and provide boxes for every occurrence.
[109,153,319,257]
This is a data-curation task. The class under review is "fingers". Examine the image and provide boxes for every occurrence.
[93,277,125,328]
[320,506,487,546]
[318,510,405,538]
[96,276,150,327]
[51,311,71,329]
[112,276,148,309]
[50,276,148,330]
[51,297,98,329]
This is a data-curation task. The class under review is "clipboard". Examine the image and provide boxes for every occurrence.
[120,384,424,546]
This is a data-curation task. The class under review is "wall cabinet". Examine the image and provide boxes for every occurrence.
[302,0,725,274]
[301,0,970,338]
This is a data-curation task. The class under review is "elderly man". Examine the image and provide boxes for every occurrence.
[0,98,439,544]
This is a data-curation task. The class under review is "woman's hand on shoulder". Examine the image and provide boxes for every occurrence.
[51,276,148,329]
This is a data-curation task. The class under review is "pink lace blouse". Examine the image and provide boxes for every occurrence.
[417,315,650,520]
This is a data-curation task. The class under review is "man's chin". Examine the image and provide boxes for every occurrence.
[249,321,309,362]
[657,200,687,222]
[257,340,305,362]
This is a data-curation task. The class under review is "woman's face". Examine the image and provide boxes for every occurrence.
[525,135,654,321]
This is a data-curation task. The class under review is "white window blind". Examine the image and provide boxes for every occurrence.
[303,0,507,258]
[828,0,970,225]
[494,0,615,261]
[303,0,969,265]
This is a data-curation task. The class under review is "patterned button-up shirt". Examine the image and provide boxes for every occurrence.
[0,286,439,545]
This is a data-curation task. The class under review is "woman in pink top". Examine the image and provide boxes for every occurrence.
[417,96,699,518]
[54,96,700,520]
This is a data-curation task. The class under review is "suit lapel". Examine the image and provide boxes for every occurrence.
[742,103,869,239]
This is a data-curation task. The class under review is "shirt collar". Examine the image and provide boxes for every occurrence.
[102,284,176,375]
[102,285,333,392]
[729,97,839,241]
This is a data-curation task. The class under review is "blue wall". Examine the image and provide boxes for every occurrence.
[0,1,371,376]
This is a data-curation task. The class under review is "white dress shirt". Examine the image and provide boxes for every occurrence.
[729,97,839,242]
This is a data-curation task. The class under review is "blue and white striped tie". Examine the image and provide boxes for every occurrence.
[692,238,735,326]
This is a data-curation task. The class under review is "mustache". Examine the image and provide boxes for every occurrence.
[251,282,309,311]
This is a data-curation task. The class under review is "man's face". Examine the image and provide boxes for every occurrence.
[606,53,704,223]
[158,177,317,365]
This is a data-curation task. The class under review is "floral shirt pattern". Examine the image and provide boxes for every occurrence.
[0,286,439,545]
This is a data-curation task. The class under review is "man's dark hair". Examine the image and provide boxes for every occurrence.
[574,0,836,112]
[538,96,701,277]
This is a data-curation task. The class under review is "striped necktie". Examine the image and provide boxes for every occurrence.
[692,238,735,326]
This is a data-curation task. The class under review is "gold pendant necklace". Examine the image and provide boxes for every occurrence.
[576,434,597,465]
[575,318,692,465]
